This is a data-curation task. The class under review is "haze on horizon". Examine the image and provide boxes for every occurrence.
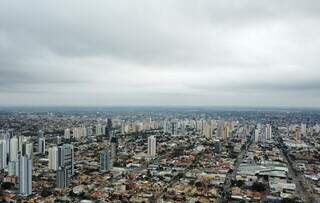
[1,0,320,107]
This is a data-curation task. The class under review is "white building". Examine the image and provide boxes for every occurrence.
[23,142,33,158]
[254,129,260,142]
[10,136,18,162]
[64,128,71,139]
[265,124,272,140]
[48,146,58,171]
[147,136,156,157]
[0,139,7,169]
[301,123,307,135]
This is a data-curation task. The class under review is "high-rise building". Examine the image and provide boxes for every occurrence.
[96,124,103,135]
[223,124,230,140]
[203,121,213,139]
[56,136,62,145]
[48,146,58,171]
[8,160,19,176]
[254,129,260,143]
[18,135,24,154]
[0,139,7,169]
[56,167,70,188]
[171,122,176,135]
[216,121,224,139]
[100,151,111,172]
[18,155,32,196]
[10,136,18,162]
[3,133,10,158]
[22,142,33,158]
[301,123,307,135]
[73,127,87,140]
[213,139,221,154]
[38,130,44,137]
[110,137,118,164]
[57,144,74,176]
[106,118,113,138]
[147,136,156,157]
[265,124,272,140]
[38,137,46,155]
[295,128,302,142]
[64,128,71,140]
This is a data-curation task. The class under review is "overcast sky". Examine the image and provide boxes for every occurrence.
[1,0,320,107]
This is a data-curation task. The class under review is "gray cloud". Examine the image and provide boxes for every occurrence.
[0,0,320,107]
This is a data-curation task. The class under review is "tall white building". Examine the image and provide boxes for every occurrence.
[96,124,103,135]
[10,136,18,162]
[48,146,58,171]
[73,127,87,140]
[223,124,230,140]
[0,139,7,169]
[23,142,33,158]
[265,124,272,140]
[301,123,307,135]
[254,129,260,142]
[18,155,32,196]
[147,136,156,157]
[64,128,71,139]
[8,160,19,176]
[216,121,224,138]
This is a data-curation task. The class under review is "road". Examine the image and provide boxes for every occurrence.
[276,135,315,203]
[220,138,252,202]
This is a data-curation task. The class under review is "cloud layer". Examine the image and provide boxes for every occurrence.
[1,0,320,107]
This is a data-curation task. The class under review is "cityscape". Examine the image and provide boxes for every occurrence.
[0,107,319,202]
[1,0,320,202]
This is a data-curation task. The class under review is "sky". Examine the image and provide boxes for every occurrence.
[0,0,320,107]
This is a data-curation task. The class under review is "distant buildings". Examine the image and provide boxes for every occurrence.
[148,136,156,157]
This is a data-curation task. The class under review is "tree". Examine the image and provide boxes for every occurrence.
[1,182,15,190]
[41,187,52,197]
[236,180,245,187]
[281,198,296,203]
[251,182,266,192]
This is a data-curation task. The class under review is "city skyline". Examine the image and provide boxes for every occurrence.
[1,1,320,107]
